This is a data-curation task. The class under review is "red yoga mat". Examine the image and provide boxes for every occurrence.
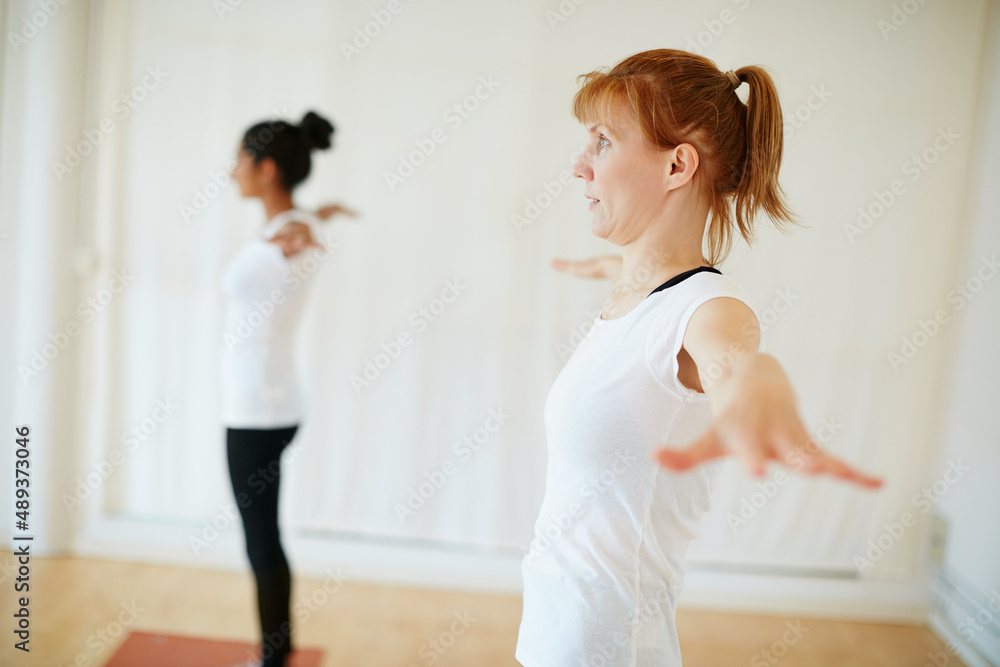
[104,631,323,667]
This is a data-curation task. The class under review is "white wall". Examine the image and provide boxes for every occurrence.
[1,0,996,622]
[928,2,1000,665]
[0,0,93,556]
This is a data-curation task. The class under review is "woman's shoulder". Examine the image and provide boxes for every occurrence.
[261,208,321,240]
[679,270,752,299]
[645,271,756,325]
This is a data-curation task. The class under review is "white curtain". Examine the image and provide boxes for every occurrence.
[76,0,989,579]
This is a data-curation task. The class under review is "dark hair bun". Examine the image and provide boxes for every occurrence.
[298,111,334,150]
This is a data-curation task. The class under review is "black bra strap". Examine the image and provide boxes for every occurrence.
[647,266,722,297]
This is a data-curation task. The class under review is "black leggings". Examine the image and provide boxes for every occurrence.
[227,425,298,666]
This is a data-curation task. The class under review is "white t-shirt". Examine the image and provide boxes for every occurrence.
[516,269,762,667]
[219,209,323,428]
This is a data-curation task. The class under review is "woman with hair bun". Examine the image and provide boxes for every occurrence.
[221,110,353,667]
[515,50,882,666]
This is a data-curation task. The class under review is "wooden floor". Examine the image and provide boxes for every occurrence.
[0,552,963,667]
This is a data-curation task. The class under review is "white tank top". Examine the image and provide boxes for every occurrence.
[219,209,323,428]
[515,269,763,667]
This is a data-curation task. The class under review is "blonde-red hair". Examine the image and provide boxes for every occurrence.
[573,49,797,265]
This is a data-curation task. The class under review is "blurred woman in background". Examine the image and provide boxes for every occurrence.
[221,110,353,667]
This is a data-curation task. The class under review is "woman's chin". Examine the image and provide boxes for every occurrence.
[589,216,613,240]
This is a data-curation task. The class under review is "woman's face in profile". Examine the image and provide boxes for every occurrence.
[231,147,263,197]
[572,113,671,246]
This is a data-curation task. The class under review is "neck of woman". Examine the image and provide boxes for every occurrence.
[260,189,295,223]
[618,208,710,295]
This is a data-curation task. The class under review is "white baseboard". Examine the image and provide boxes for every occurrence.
[679,567,931,623]
[63,514,936,622]
[928,566,1000,667]
[928,610,996,667]
[71,513,526,594]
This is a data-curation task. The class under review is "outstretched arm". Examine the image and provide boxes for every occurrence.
[655,297,883,489]
[315,203,358,220]
[550,255,623,281]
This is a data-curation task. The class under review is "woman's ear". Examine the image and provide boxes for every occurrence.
[258,157,280,186]
[664,143,700,192]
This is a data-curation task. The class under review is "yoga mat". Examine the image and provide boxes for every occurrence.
[104,631,323,667]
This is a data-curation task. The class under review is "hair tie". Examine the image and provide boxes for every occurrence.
[724,70,741,89]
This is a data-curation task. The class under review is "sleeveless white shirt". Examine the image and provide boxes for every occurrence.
[219,209,323,428]
[515,270,763,667]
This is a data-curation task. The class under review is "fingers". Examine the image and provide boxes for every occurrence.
[551,258,584,276]
[551,258,603,278]
[316,204,358,220]
[776,429,883,490]
[773,425,820,472]
[735,441,767,478]
[812,450,884,489]
[287,231,317,247]
[656,427,769,477]
[270,233,321,258]
[655,428,727,471]
[658,422,884,490]
[327,205,357,218]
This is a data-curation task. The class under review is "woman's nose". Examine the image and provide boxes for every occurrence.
[571,152,592,181]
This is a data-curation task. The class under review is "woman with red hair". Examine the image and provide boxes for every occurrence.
[515,49,882,666]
